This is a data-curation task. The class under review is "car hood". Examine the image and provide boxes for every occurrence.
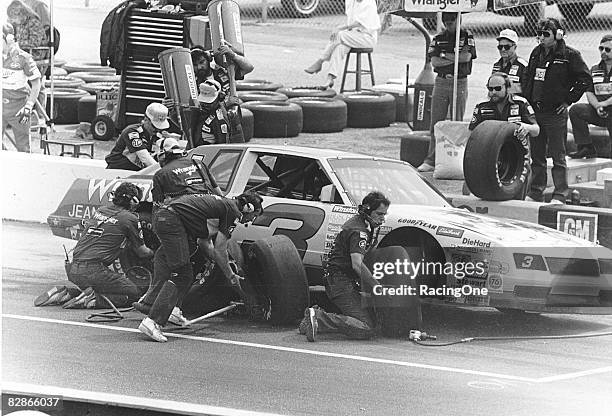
[386,205,599,248]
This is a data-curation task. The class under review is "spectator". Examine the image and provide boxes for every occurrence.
[105,103,169,171]
[417,12,476,173]
[568,34,612,159]
[492,29,528,95]
[7,0,48,71]
[2,22,41,153]
[521,18,591,204]
[304,0,380,88]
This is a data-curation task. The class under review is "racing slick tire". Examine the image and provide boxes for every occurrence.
[242,101,303,138]
[288,97,347,133]
[80,81,120,95]
[68,72,121,83]
[236,79,284,92]
[277,87,337,99]
[77,95,97,123]
[463,120,530,201]
[399,131,430,168]
[91,115,116,141]
[365,245,422,338]
[241,108,254,142]
[237,90,289,102]
[46,88,89,124]
[44,75,85,89]
[340,91,395,128]
[62,62,116,74]
[247,235,310,326]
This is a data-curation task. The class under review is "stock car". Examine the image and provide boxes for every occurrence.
[47,144,612,328]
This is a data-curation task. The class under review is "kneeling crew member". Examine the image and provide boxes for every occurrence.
[138,191,263,342]
[105,103,170,171]
[65,182,154,309]
[301,191,390,342]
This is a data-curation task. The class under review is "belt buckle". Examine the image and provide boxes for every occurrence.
[445,74,454,79]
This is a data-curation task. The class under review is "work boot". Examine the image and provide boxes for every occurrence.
[138,317,167,342]
[569,146,596,159]
[168,307,190,327]
[303,307,318,342]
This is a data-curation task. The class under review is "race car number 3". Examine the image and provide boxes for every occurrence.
[2,393,63,412]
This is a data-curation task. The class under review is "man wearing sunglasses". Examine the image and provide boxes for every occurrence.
[492,29,527,95]
[521,18,591,204]
[568,34,612,159]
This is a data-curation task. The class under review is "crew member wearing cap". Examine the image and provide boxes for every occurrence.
[492,29,528,95]
[522,18,591,204]
[105,102,170,171]
[569,34,612,159]
[63,182,154,309]
[138,191,263,342]
[194,79,242,146]
[417,12,477,173]
[2,21,41,153]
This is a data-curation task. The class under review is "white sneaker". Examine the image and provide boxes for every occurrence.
[417,162,434,173]
[549,199,564,205]
[168,307,190,327]
[525,196,538,202]
[138,317,167,342]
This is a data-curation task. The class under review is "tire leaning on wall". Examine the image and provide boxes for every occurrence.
[288,97,347,133]
[463,120,530,201]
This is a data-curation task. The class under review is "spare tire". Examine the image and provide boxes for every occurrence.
[247,235,309,326]
[340,91,395,128]
[69,72,121,83]
[464,120,530,201]
[288,97,347,133]
[237,90,288,102]
[277,87,336,98]
[78,95,97,123]
[44,76,85,89]
[46,88,90,124]
[63,62,116,74]
[236,79,283,91]
[81,82,119,95]
[242,101,303,138]
[241,108,254,142]
[364,246,422,338]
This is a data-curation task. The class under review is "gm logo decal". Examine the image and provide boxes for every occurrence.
[556,211,598,242]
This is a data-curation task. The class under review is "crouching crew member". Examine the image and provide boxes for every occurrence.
[105,103,170,171]
[64,182,154,309]
[138,191,263,342]
[492,29,528,95]
[300,191,389,342]
[569,34,612,159]
[521,18,591,204]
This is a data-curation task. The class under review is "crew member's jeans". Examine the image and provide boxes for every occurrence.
[528,110,569,202]
[423,76,468,166]
[569,103,612,157]
[68,261,139,307]
[315,269,376,339]
[2,97,31,153]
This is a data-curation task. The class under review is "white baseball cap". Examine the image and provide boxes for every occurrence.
[145,102,170,130]
[155,136,185,157]
[497,29,519,44]
[197,79,221,104]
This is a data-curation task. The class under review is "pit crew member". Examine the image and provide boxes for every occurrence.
[64,182,154,309]
[301,191,390,342]
[491,29,528,95]
[138,191,263,342]
[193,79,241,146]
[105,103,170,171]
[568,34,612,159]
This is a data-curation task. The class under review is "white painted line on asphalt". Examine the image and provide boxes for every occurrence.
[534,366,612,383]
[5,314,609,384]
[2,381,284,416]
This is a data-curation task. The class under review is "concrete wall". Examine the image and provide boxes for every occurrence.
[1,152,132,223]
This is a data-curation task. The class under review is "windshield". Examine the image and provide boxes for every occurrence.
[329,159,449,207]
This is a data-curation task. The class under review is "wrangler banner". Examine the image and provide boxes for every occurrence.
[493,0,540,11]
[402,0,487,12]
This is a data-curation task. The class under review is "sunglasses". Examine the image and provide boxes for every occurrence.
[599,46,612,53]
[497,44,513,51]
[487,86,504,92]
[536,30,552,38]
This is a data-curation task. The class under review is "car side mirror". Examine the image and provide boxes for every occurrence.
[320,184,338,203]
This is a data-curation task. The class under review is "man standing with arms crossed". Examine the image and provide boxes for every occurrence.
[521,18,591,204]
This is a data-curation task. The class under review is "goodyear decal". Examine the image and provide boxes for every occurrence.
[398,218,437,230]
